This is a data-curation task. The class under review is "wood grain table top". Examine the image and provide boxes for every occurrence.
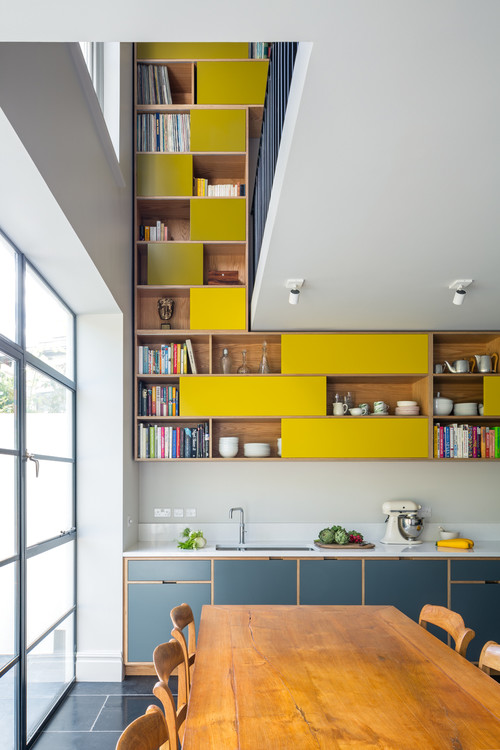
[182,605,500,750]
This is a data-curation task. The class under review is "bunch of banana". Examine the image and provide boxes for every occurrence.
[436,538,474,549]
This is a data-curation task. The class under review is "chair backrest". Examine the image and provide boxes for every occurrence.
[170,602,196,691]
[116,705,168,750]
[419,604,475,657]
[479,640,500,675]
[153,638,189,746]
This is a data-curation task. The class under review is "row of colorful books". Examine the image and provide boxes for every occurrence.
[137,63,172,105]
[434,424,500,458]
[250,43,272,59]
[138,422,210,459]
[193,179,246,197]
[138,341,197,375]
[139,222,169,241]
[137,113,190,152]
[138,383,179,417]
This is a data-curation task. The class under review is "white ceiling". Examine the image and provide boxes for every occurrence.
[2,0,499,331]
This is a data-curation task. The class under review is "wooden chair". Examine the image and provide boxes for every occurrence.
[419,604,475,657]
[478,640,500,675]
[153,638,189,749]
[170,602,197,691]
[116,705,169,750]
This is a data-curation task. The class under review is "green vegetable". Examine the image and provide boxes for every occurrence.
[177,528,206,550]
[318,528,336,544]
[334,528,349,545]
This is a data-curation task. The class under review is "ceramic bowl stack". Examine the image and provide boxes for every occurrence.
[395,400,420,416]
[453,402,478,416]
[244,442,271,457]
[219,436,239,458]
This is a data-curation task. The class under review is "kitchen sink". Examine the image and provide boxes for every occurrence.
[215,543,315,551]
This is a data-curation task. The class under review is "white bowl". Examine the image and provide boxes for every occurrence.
[244,442,271,457]
[434,397,453,416]
[439,530,459,540]
[397,400,417,406]
[219,437,239,458]
[454,403,478,415]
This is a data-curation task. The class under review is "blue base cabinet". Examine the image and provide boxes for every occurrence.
[299,560,362,604]
[214,560,297,605]
[365,560,448,624]
[450,560,500,662]
[126,559,211,664]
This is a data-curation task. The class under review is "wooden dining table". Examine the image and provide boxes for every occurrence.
[181,604,500,749]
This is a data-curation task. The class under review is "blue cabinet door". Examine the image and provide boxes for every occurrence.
[299,560,362,604]
[365,560,448,623]
[451,583,500,662]
[450,560,500,662]
[214,560,297,605]
[127,582,211,663]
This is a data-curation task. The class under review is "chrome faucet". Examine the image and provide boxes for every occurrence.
[229,507,245,544]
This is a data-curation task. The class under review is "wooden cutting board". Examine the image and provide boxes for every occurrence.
[314,540,375,549]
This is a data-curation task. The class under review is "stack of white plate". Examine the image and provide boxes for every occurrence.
[453,402,478,416]
[244,442,271,457]
[395,400,420,416]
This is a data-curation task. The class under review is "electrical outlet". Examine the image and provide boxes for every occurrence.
[174,508,184,518]
[185,508,196,518]
[154,508,171,518]
[420,506,432,518]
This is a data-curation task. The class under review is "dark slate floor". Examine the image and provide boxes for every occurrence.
[31,676,168,750]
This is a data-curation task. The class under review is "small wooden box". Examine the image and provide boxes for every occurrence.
[207,270,239,285]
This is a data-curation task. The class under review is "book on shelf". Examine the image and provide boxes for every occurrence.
[193,179,245,197]
[137,113,190,152]
[138,343,189,375]
[250,42,272,59]
[139,222,169,242]
[137,63,172,104]
[137,422,210,459]
[185,339,197,374]
[434,423,500,458]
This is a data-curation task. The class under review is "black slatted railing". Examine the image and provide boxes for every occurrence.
[250,42,298,285]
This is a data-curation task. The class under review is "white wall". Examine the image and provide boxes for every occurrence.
[139,459,500,529]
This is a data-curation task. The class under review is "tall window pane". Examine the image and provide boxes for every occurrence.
[0,235,17,343]
[25,367,73,459]
[26,614,74,740]
[0,455,17,562]
[27,542,74,646]
[25,267,74,379]
[0,353,17,452]
[26,461,73,547]
[0,562,17,670]
[0,665,16,750]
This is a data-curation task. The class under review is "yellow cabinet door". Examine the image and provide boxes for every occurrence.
[281,334,429,374]
[483,377,500,416]
[190,288,246,330]
[147,243,203,286]
[282,418,429,458]
[197,61,269,105]
[180,376,326,417]
[136,43,249,59]
[136,154,193,197]
[190,199,246,241]
[190,110,246,153]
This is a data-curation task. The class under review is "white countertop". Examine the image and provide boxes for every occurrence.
[124,539,500,558]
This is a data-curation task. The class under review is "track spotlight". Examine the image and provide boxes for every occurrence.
[449,279,473,306]
[285,279,304,305]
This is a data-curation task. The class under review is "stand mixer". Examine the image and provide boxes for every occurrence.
[380,500,424,545]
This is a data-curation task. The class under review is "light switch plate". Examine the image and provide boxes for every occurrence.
[174,508,184,518]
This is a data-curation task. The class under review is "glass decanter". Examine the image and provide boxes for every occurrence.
[237,349,251,374]
[258,340,271,373]
[220,347,232,374]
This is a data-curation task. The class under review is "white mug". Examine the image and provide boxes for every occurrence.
[333,402,348,416]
